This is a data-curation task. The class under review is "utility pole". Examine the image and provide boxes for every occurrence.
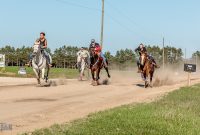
[185,48,187,63]
[196,53,198,65]
[100,0,105,48]
[162,37,165,70]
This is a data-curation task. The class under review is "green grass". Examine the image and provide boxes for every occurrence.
[0,66,78,79]
[21,84,200,135]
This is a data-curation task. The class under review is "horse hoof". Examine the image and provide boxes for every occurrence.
[92,81,98,86]
[36,84,41,87]
[97,81,100,85]
[91,81,94,85]
[79,77,83,81]
[145,81,149,88]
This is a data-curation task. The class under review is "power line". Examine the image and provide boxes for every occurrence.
[55,0,101,12]
[105,0,161,42]
[105,0,139,28]
[55,0,145,40]
[54,0,157,42]
[105,13,151,41]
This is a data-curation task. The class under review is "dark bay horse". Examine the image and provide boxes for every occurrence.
[90,50,110,86]
[140,52,155,88]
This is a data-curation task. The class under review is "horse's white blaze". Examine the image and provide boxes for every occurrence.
[141,54,145,66]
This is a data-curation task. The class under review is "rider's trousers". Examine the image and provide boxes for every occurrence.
[43,50,51,64]
[100,52,107,67]
[29,50,51,64]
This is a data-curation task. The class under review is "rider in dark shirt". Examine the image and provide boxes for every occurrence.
[89,39,99,67]
[135,43,147,72]
[27,32,51,67]
[135,43,147,55]
[89,39,108,67]
[37,32,51,67]
[135,43,159,73]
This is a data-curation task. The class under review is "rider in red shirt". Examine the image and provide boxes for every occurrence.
[94,44,108,67]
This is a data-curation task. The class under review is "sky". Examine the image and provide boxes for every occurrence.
[0,0,200,57]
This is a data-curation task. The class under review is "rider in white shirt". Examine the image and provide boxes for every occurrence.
[77,47,90,68]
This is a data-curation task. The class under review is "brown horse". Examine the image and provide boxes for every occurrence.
[90,50,110,86]
[140,52,155,88]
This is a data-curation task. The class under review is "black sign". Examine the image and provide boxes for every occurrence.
[184,64,196,72]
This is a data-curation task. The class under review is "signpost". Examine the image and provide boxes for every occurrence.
[184,64,196,86]
[0,54,5,71]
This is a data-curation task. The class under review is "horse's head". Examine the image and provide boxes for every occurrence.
[33,44,41,55]
[140,52,147,66]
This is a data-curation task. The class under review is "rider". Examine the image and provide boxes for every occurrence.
[37,32,52,67]
[27,32,51,67]
[77,47,90,68]
[89,39,99,53]
[89,39,107,67]
[135,43,158,72]
[135,43,147,72]
[94,44,108,67]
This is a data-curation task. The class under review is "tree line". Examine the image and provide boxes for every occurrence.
[0,45,185,68]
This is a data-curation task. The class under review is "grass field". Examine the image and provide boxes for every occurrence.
[21,84,200,135]
[0,66,78,79]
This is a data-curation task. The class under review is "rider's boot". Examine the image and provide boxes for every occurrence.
[152,60,159,68]
[25,60,32,67]
[46,56,52,68]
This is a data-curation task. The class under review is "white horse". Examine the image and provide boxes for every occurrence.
[32,44,50,85]
[77,55,90,81]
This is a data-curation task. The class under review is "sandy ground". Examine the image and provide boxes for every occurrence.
[0,70,200,135]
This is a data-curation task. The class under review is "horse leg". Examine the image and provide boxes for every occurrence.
[96,69,100,85]
[42,68,45,80]
[92,69,100,86]
[104,66,111,78]
[145,70,150,88]
[141,72,145,81]
[80,68,84,81]
[150,72,154,87]
[45,67,50,83]
[37,73,41,85]
[143,72,148,88]
[91,69,95,85]
[33,68,40,84]
[145,76,149,88]
[97,69,101,80]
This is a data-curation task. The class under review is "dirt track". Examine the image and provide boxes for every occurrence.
[0,70,199,135]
